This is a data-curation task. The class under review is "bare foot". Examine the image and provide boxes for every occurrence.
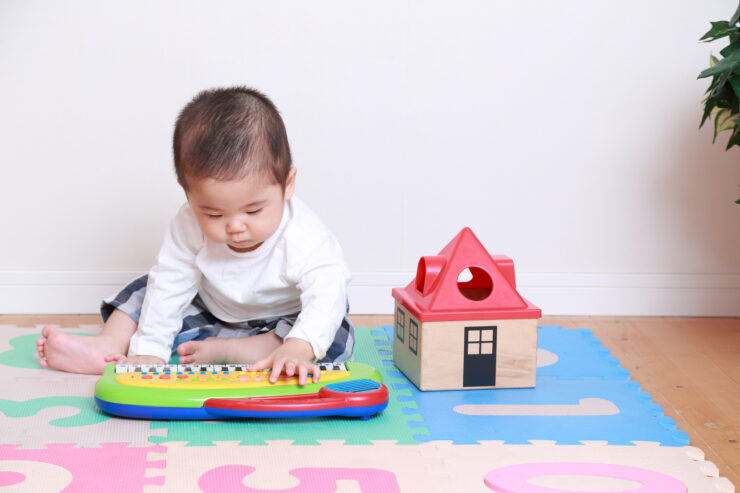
[178,333,283,365]
[36,326,123,375]
[177,338,235,364]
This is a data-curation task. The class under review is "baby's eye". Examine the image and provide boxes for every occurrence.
[247,209,263,215]
[207,214,222,219]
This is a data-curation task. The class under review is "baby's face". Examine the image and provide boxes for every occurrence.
[184,169,295,253]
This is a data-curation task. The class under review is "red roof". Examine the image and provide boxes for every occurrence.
[392,228,541,322]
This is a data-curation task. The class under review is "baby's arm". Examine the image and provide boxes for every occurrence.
[248,338,320,386]
[129,205,203,364]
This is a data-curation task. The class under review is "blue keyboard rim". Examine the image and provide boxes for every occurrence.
[94,397,387,420]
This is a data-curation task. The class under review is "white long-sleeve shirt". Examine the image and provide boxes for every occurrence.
[128,196,351,362]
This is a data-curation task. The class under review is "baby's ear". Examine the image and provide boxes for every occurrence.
[177,177,189,194]
[284,167,297,199]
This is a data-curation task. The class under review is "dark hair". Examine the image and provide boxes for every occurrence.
[173,86,292,191]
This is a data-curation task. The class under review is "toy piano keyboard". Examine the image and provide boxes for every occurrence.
[94,361,388,420]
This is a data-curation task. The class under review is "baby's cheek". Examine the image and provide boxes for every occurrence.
[204,226,224,243]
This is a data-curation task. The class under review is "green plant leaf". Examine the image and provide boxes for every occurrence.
[731,2,740,25]
[727,124,740,150]
[715,70,732,95]
[711,108,740,142]
[698,49,740,79]
[720,40,740,57]
[701,21,733,41]
[731,75,740,101]
[717,110,739,132]
[714,108,726,142]
[700,98,717,128]
[709,71,739,112]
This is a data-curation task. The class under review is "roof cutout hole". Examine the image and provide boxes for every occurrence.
[457,267,493,301]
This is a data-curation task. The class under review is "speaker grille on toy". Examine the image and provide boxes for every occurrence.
[325,379,381,393]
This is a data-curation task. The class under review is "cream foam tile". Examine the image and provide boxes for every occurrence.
[147,441,733,493]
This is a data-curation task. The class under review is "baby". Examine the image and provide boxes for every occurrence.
[36,87,354,385]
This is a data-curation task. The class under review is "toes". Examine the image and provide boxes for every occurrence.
[177,342,195,356]
[36,338,47,357]
[104,353,125,363]
[41,325,56,337]
[38,359,49,368]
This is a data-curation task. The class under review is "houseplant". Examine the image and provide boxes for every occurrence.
[698,2,740,202]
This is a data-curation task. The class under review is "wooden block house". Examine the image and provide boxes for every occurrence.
[391,228,541,391]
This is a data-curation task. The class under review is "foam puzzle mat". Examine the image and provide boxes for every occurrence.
[0,323,734,492]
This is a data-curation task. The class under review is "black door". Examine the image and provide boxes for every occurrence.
[463,326,497,387]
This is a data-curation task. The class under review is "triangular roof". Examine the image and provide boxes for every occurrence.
[392,228,541,322]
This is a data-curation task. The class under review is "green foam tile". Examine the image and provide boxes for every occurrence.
[150,326,424,446]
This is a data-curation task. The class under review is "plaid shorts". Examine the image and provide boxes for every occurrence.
[101,275,354,363]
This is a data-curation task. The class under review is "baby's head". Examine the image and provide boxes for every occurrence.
[173,87,295,253]
[173,86,292,192]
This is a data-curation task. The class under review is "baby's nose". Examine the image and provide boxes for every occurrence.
[227,220,246,233]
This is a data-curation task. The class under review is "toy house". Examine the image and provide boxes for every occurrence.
[391,228,541,391]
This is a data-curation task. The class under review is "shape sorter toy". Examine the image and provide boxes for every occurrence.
[391,227,541,391]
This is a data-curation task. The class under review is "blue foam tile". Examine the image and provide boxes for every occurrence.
[373,325,687,446]
[537,326,630,380]
[401,376,689,446]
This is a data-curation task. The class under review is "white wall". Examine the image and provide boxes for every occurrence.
[1,0,739,316]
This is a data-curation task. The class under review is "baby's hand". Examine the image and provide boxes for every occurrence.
[248,338,320,386]
[106,354,166,366]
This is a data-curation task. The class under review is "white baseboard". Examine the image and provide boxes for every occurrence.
[1,271,739,316]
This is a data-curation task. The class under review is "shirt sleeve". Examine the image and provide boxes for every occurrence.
[285,237,351,360]
[128,205,203,362]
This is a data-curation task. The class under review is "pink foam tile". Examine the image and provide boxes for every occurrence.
[0,443,165,492]
[198,465,402,493]
[484,462,687,493]
[0,471,25,486]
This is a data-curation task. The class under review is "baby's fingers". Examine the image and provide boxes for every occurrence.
[297,365,309,386]
[248,357,271,372]
[268,360,285,383]
[296,363,321,386]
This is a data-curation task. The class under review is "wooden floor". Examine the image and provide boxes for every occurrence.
[3,314,739,486]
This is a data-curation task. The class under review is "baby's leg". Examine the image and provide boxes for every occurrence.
[177,332,282,364]
[36,309,137,374]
